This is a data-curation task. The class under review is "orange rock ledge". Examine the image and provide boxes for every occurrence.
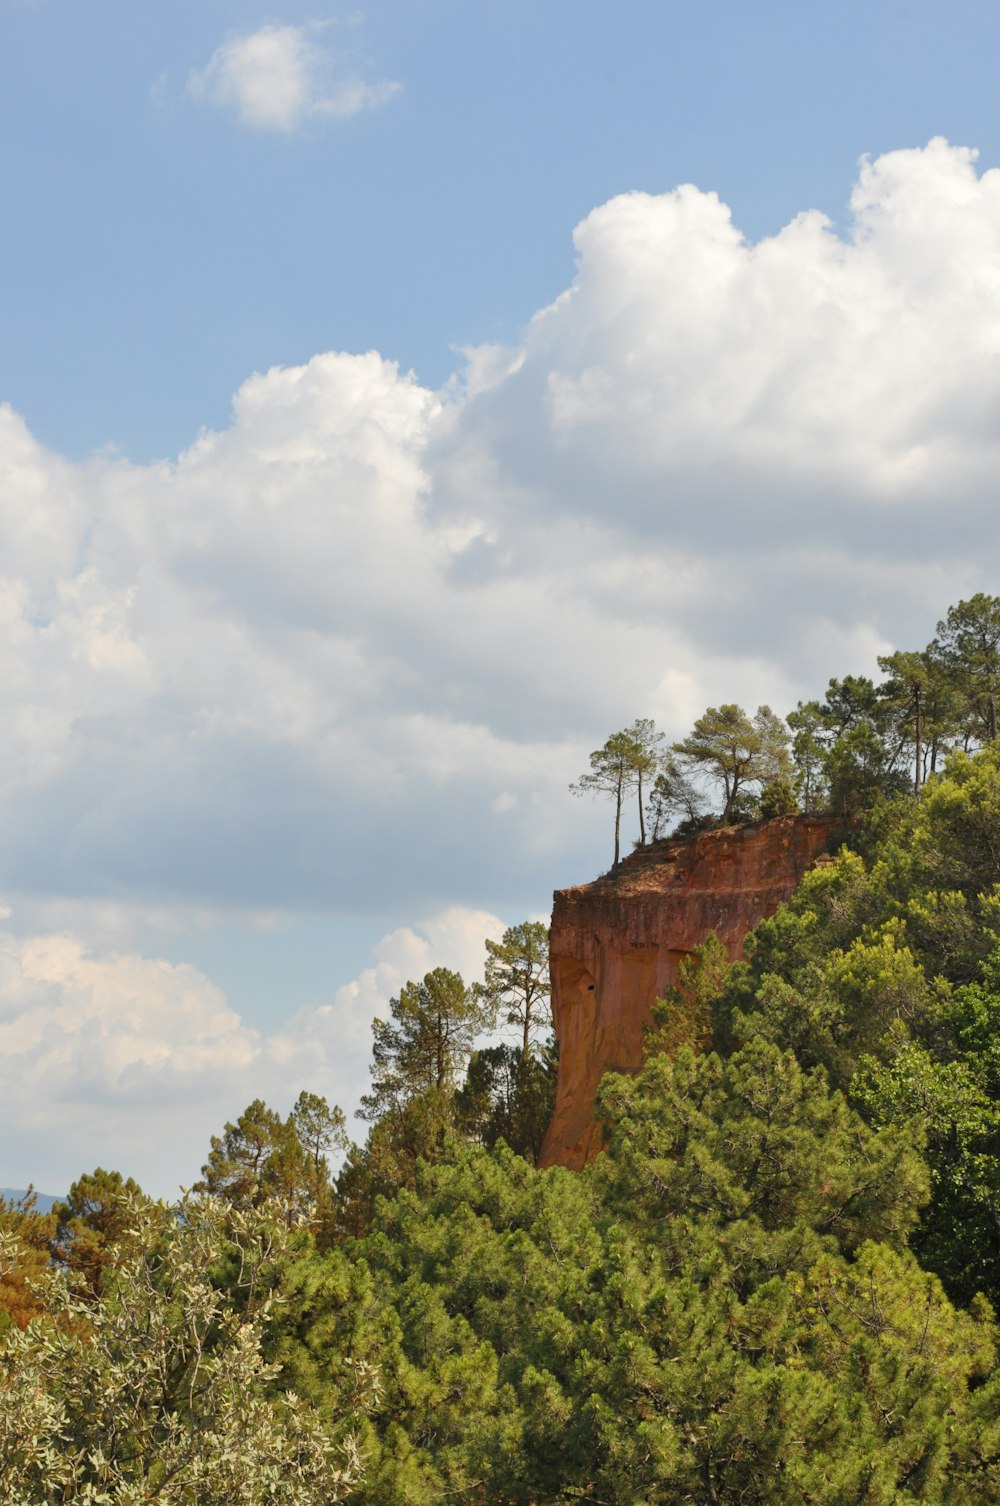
[539,815,841,1170]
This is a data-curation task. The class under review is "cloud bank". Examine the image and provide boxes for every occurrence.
[4,140,997,921]
[189,24,400,132]
[2,903,503,1193]
[4,138,1000,1189]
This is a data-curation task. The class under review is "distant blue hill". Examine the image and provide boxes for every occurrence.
[1,1187,62,1213]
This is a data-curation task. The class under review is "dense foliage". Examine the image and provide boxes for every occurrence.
[264,1037,1000,1502]
[0,1195,371,1504]
[717,742,1000,1313]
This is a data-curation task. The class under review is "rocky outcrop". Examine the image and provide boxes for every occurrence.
[539,816,841,1170]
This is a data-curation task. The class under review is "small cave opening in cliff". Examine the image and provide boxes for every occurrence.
[554,956,597,1006]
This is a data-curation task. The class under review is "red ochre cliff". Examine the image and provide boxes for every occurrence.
[539,814,841,1170]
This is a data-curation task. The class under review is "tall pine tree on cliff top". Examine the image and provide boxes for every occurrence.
[571,726,649,866]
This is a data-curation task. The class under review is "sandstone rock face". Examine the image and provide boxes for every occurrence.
[539,815,840,1170]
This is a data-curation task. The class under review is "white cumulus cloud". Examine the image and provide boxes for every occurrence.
[1,903,505,1195]
[333,905,506,1028]
[4,142,1000,930]
[189,24,399,133]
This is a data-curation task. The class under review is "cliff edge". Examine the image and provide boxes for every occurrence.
[539,814,841,1170]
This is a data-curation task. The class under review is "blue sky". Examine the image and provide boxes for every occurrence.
[4,1,1000,1194]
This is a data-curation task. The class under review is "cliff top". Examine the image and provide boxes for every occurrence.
[559,813,843,905]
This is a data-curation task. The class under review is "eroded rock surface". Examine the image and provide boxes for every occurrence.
[539,815,840,1169]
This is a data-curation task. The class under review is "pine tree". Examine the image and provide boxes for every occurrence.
[570,727,643,866]
[932,592,1000,743]
[476,921,550,1057]
[358,968,487,1122]
[672,703,791,822]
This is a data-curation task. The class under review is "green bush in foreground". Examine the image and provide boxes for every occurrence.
[0,1193,373,1506]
